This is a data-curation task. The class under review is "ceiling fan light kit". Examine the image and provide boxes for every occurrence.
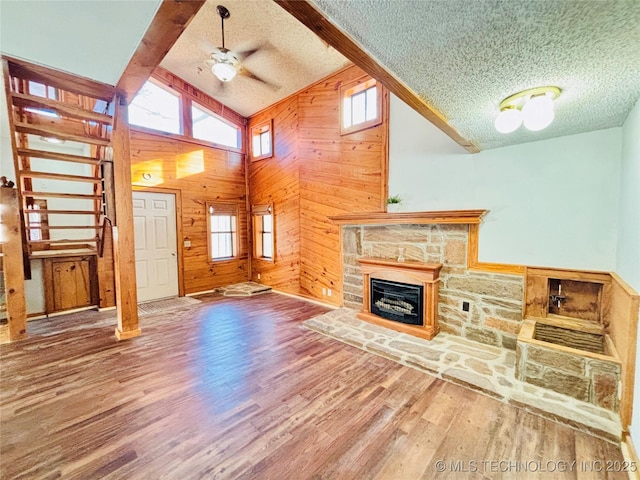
[495,86,561,134]
[212,58,237,82]
[204,5,272,87]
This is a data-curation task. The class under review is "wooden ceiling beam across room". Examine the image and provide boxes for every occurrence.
[116,0,206,105]
[274,0,480,154]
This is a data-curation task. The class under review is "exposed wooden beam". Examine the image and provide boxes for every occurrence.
[111,95,141,340]
[116,0,206,105]
[274,0,480,154]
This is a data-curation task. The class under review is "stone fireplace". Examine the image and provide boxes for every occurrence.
[358,257,442,339]
[332,211,525,349]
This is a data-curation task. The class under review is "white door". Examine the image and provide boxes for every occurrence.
[132,191,179,302]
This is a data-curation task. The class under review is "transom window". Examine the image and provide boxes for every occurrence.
[207,203,238,261]
[340,78,382,135]
[251,120,273,161]
[192,103,241,148]
[129,80,181,135]
[253,204,274,261]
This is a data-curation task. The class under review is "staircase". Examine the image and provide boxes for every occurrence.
[3,59,115,271]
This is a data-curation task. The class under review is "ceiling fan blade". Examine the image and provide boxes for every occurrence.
[238,67,280,90]
[235,47,260,62]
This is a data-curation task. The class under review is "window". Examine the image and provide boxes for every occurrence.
[253,204,274,261]
[192,103,241,148]
[340,78,382,135]
[129,80,181,135]
[26,199,49,249]
[207,203,238,261]
[251,120,273,161]
[26,81,59,118]
[28,81,57,100]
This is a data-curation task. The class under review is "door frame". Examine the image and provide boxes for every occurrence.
[132,186,184,297]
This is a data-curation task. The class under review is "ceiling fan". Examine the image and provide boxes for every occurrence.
[204,5,271,86]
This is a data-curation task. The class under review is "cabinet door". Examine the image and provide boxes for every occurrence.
[52,260,91,311]
[44,256,97,313]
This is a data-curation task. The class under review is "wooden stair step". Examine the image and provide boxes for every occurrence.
[26,225,99,230]
[30,248,98,259]
[22,191,101,200]
[28,238,97,245]
[10,92,112,124]
[14,122,110,147]
[28,209,101,215]
[17,148,104,165]
[19,170,101,183]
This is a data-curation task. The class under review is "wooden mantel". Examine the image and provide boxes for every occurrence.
[331,209,525,275]
[329,209,488,225]
[358,257,442,340]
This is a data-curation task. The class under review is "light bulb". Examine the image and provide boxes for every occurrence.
[494,107,523,134]
[212,62,237,82]
[522,94,555,131]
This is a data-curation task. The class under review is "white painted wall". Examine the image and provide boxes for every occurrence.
[389,94,622,270]
[618,99,640,455]
[0,0,162,85]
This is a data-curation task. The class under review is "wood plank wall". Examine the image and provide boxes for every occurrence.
[129,130,249,294]
[248,65,389,304]
[606,273,640,431]
[248,96,301,293]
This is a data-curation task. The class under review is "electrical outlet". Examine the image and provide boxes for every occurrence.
[257,273,261,280]
[462,301,470,312]
[322,288,327,295]
[327,289,332,297]
[184,240,191,248]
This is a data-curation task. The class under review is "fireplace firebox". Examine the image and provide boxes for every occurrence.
[357,258,442,340]
[371,278,423,325]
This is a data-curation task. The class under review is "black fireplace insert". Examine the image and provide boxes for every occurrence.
[370,278,423,326]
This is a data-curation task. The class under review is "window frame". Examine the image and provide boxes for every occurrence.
[191,101,242,150]
[339,77,382,135]
[252,204,275,262]
[206,202,239,263]
[128,77,184,136]
[250,120,273,162]
[127,75,245,154]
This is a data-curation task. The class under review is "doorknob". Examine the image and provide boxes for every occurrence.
[171,252,176,256]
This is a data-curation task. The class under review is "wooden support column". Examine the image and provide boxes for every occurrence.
[111,96,140,340]
[0,188,27,341]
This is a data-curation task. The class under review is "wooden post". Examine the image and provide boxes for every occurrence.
[1,188,28,341]
[111,96,140,340]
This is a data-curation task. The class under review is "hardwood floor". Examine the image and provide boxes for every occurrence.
[0,293,628,479]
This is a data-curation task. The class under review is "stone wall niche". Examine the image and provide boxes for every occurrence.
[358,258,442,340]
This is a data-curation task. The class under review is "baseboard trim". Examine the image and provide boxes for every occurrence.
[186,289,218,297]
[271,289,339,310]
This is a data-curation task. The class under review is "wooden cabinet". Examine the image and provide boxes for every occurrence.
[43,255,98,313]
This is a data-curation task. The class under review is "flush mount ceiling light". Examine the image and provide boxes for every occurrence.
[494,86,561,134]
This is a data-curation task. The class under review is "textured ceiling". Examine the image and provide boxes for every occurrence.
[309,0,640,150]
[161,0,351,118]
[0,0,162,85]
